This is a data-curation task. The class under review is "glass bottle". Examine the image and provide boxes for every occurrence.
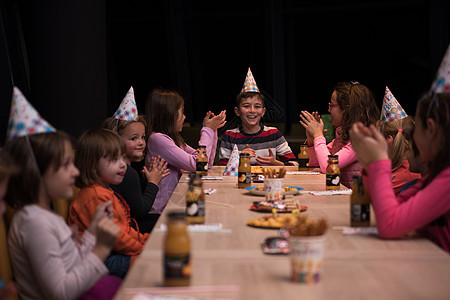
[350,175,371,227]
[164,211,191,286]
[298,144,309,171]
[238,152,251,188]
[326,155,340,190]
[196,145,208,176]
[186,173,205,224]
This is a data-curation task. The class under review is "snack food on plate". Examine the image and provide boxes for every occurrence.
[247,214,298,229]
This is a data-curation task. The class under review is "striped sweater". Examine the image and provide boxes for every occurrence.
[218,125,297,166]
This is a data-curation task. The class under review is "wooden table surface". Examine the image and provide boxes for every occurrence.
[114,166,450,300]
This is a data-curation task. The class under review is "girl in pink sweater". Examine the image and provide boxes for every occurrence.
[144,89,227,214]
[300,82,380,188]
[350,93,450,253]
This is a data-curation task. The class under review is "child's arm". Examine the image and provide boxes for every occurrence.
[313,136,358,172]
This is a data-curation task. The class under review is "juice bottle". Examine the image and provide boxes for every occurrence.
[196,145,208,176]
[298,144,309,171]
[186,173,205,224]
[164,211,191,286]
[326,155,340,190]
[238,152,251,188]
[350,175,371,227]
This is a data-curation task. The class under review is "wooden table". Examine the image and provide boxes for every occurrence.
[115,166,450,300]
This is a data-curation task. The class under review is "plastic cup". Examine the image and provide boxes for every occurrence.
[288,235,326,284]
[263,178,284,202]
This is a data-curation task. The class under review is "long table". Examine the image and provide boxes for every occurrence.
[114,166,450,300]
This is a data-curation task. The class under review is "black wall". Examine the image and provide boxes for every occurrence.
[0,0,449,143]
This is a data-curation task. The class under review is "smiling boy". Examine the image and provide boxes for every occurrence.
[219,68,297,166]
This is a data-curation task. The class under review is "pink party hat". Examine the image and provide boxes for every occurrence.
[113,86,138,120]
[380,86,407,123]
[223,144,240,176]
[241,68,260,93]
[6,87,56,141]
[430,44,450,93]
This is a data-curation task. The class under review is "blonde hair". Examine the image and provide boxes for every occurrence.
[377,116,415,171]
[75,129,126,188]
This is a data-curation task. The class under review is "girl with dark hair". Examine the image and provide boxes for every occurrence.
[144,88,226,214]
[300,81,380,187]
[350,93,450,253]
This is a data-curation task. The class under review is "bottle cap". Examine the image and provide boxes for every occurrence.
[198,145,206,149]
[240,152,250,157]
[167,210,186,221]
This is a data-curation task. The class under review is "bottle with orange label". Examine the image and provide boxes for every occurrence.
[186,173,205,224]
[195,145,208,176]
[298,144,309,171]
[326,155,340,190]
[350,175,371,227]
[164,211,191,286]
[238,152,251,188]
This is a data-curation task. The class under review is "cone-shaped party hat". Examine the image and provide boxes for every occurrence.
[223,144,240,176]
[113,86,138,120]
[6,87,56,141]
[430,44,450,94]
[380,86,407,123]
[241,68,260,93]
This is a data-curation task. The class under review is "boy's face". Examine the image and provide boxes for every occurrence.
[234,96,266,130]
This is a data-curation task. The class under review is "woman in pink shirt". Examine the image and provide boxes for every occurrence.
[144,89,226,214]
[300,82,380,187]
[350,93,450,253]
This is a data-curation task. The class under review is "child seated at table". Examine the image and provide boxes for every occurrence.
[300,81,379,187]
[219,68,297,166]
[401,138,428,193]
[350,92,450,253]
[69,129,149,279]
[101,87,169,233]
[5,88,121,299]
[144,88,226,214]
[377,87,421,194]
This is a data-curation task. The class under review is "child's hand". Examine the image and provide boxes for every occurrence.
[350,122,389,169]
[87,201,114,236]
[255,148,284,166]
[143,156,170,185]
[241,144,256,157]
[92,216,120,262]
[300,111,324,140]
[203,110,227,131]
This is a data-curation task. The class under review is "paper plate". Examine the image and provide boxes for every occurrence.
[245,186,303,196]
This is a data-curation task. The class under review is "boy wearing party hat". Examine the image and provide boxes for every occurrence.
[100,86,169,233]
[218,68,297,166]
[377,86,420,194]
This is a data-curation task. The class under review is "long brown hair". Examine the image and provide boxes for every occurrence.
[3,132,71,209]
[145,88,185,147]
[417,93,450,188]
[75,129,126,188]
[377,116,415,171]
[334,82,380,143]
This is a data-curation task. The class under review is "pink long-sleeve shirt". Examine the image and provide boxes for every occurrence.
[308,127,361,188]
[367,159,450,253]
[146,127,217,214]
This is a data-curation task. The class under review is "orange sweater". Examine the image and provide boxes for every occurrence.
[68,184,149,261]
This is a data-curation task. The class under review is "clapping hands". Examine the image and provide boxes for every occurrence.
[203,110,227,131]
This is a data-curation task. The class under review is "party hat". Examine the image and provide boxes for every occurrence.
[241,68,260,93]
[380,86,407,123]
[223,144,240,176]
[6,87,56,141]
[430,44,450,93]
[113,86,138,120]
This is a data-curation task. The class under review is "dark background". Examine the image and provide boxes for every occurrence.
[0,0,448,145]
